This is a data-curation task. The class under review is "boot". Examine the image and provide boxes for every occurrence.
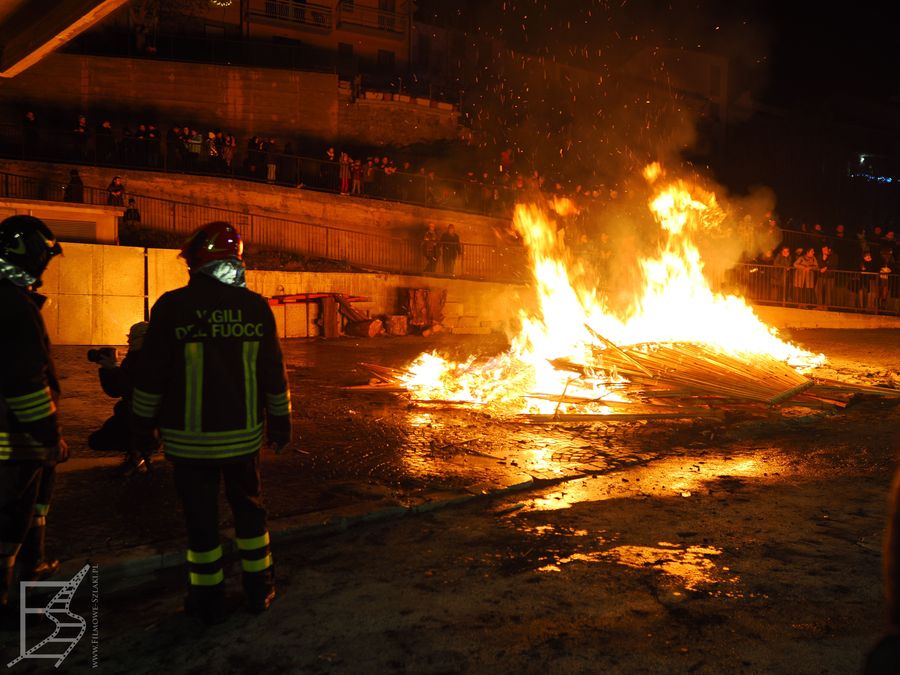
[120,452,149,477]
[243,567,276,614]
[0,562,16,631]
[19,526,59,582]
[184,585,226,626]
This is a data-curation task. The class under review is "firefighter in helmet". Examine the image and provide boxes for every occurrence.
[132,221,291,624]
[0,215,66,625]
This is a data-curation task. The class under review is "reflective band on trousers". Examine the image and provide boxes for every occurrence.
[189,569,224,586]
[236,532,270,551]
[241,554,273,574]
[186,545,223,565]
[34,503,49,516]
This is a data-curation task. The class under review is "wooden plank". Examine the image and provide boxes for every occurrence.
[523,411,724,422]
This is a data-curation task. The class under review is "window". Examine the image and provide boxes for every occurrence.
[417,34,431,69]
[378,0,396,30]
[338,42,354,77]
[377,49,395,73]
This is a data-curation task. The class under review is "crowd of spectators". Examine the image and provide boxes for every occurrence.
[12,109,645,222]
[8,109,900,315]
[13,110,539,214]
[740,219,898,311]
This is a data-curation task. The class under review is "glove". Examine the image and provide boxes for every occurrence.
[55,437,69,464]
[267,431,291,455]
[132,428,159,455]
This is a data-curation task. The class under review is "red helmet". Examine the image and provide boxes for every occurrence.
[180,221,243,270]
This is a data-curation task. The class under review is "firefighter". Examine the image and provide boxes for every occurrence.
[0,215,66,625]
[132,221,291,625]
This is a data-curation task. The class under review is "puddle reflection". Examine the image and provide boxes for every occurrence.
[525,454,782,511]
[534,540,736,591]
[600,543,733,590]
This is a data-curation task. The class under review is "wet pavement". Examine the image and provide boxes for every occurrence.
[46,330,899,576]
[5,329,900,673]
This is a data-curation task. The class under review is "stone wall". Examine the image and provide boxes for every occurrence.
[0,54,338,141]
[0,53,459,147]
[337,92,459,146]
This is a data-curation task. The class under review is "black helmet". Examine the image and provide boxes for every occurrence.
[0,215,63,279]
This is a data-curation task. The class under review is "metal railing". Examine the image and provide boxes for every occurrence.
[0,123,516,218]
[0,169,528,283]
[336,1,408,34]
[65,31,338,72]
[723,263,900,316]
[260,0,334,29]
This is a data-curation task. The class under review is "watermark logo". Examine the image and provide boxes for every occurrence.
[6,564,99,669]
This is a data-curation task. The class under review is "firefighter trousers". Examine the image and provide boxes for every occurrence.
[0,460,56,557]
[0,461,55,591]
[172,453,273,607]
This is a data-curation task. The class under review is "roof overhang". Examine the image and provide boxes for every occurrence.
[0,0,129,78]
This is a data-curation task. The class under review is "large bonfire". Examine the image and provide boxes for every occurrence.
[367,165,888,418]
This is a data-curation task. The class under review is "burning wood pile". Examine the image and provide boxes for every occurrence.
[350,167,899,420]
[353,328,898,422]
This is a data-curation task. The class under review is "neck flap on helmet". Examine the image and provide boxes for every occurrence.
[194,257,246,288]
[0,257,38,288]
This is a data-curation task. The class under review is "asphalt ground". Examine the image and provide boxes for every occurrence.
[2,329,899,673]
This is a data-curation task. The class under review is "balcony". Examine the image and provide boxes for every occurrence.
[258,0,334,31]
[336,1,407,37]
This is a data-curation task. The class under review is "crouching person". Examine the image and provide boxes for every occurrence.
[131,222,291,626]
[88,321,157,473]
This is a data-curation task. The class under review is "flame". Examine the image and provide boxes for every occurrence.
[401,168,822,414]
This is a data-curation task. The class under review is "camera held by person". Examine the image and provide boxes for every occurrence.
[88,321,157,473]
[87,346,117,364]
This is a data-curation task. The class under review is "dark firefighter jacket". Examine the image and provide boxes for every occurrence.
[132,273,291,462]
[0,280,61,461]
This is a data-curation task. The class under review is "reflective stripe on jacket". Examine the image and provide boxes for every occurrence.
[133,274,291,461]
[0,280,61,461]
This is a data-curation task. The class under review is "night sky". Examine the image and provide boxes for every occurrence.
[418,0,900,109]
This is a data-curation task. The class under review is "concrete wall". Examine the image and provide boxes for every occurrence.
[2,161,511,246]
[755,305,900,330]
[40,242,896,347]
[0,53,458,147]
[40,242,530,345]
[0,198,123,244]
[41,242,146,345]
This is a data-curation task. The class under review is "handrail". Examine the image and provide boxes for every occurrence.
[0,168,529,284]
[257,0,334,29]
[336,1,408,34]
[723,262,900,316]
[0,122,516,219]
